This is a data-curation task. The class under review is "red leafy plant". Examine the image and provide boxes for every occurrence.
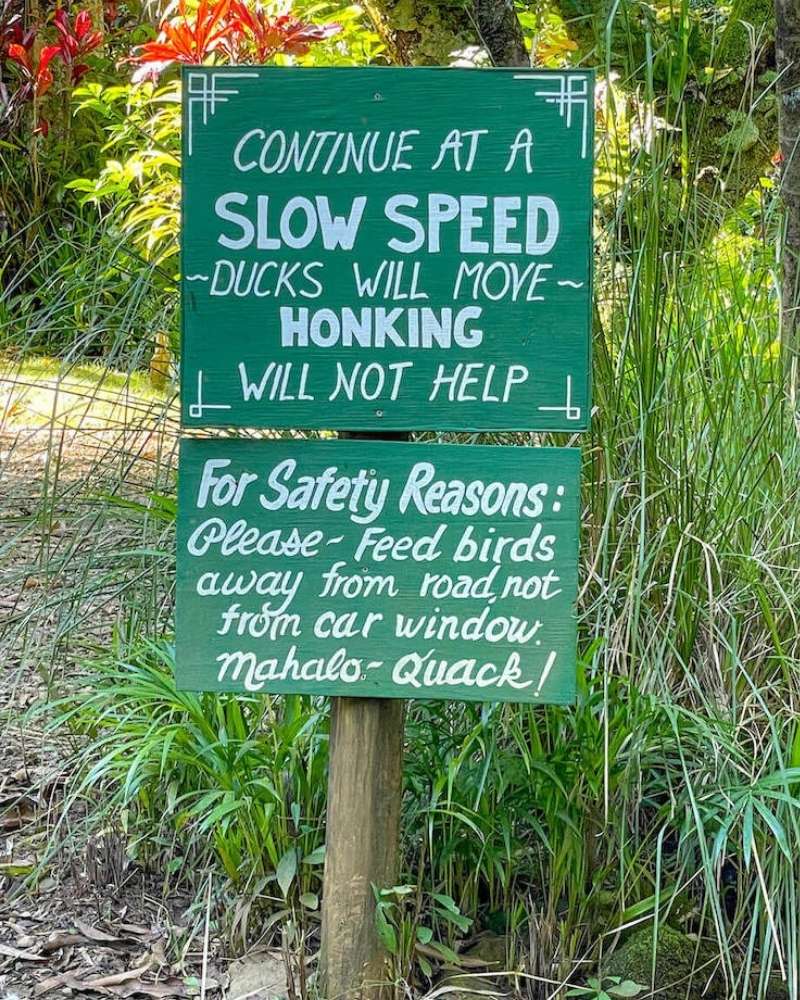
[2,4,103,133]
[1,0,58,99]
[130,0,234,82]
[1,0,34,54]
[227,2,341,62]
[5,40,61,96]
[53,7,103,83]
[4,6,102,92]
[128,0,340,81]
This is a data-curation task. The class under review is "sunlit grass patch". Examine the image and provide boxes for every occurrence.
[0,355,177,430]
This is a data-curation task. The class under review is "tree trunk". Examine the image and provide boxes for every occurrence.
[775,0,800,382]
[473,0,529,67]
[365,0,527,67]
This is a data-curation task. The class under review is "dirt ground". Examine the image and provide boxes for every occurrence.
[0,372,241,998]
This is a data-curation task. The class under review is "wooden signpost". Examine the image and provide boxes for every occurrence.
[178,65,593,999]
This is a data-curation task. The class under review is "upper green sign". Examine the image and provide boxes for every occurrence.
[181,66,593,431]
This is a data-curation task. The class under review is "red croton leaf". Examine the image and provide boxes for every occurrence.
[228,2,340,62]
[74,9,93,39]
[128,0,339,80]
[6,39,60,95]
[1,23,35,56]
[53,7,103,79]
[128,0,234,80]
[5,40,31,72]
[36,42,61,93]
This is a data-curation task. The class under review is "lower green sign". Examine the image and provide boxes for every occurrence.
[176,439,579,703]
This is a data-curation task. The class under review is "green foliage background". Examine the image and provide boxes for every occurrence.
[2,1,798,998]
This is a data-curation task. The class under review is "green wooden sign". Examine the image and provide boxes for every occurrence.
[176,439,579,703]
[181,66,593,432]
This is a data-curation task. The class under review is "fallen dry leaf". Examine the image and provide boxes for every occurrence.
[41,929,87,952]
[63,962,154,988]
[35,971,189,998]
[41,923,141,956]
[118,923,154,937]
[0,941,47,962]
[74,918,128,945]
[0,798,36,830]
[110,983,190,999]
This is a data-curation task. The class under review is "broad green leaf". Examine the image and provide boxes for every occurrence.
[431,892,460,913]
[428,941,460,965]
[303,846,326,865]
[608,982,645,997]
[276,848,298,898]
[375,904,398,955]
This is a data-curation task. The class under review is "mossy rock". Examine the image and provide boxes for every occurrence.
[604,926,722,1000]
[462,933,508,969]
[759,974,788,1000]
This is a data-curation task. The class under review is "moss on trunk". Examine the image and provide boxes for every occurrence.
[364,0,527,67]
[775,0,800,362]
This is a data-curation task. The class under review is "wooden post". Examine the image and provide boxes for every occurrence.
[320,696,405,999]
[320,430,407,1000]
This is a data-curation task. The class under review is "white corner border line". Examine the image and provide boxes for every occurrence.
[188,369,232,420]
[537,375,582,422]
[513,73,590,159]
[186,71,259,157]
